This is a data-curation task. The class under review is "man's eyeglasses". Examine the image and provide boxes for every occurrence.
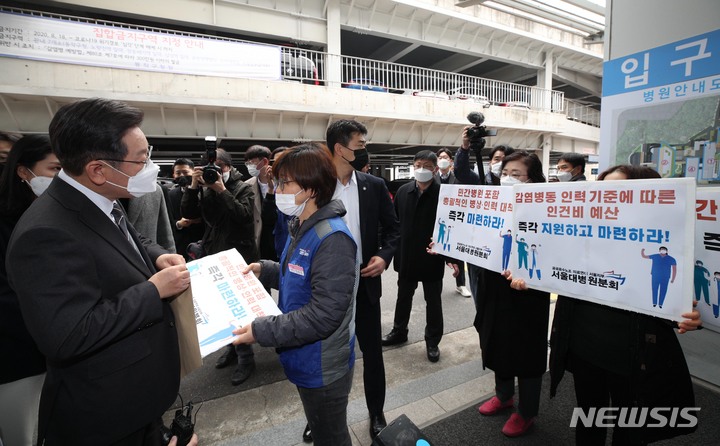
[101,146,153,168]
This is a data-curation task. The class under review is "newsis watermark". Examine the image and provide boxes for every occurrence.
[570,407,700,428]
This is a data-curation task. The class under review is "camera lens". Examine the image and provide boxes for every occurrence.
[202,166,219,183]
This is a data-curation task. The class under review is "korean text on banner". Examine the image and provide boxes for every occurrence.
[694,187,720,332]
[432,184,514,273]
[510,178,696,322]
[187,248,281,357]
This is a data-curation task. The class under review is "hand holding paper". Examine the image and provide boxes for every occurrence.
[232,324,256,345]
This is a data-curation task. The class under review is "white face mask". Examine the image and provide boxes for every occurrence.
[102,159,160,198]
[276,189,308,217]
[222,170,231,183]
[437,159,451,170]
[246,164,259,177]
[556,171,573,182]
[490,162,502,176]
[500,175,523,187]
[414,168,434,183]
[25,169,53,197]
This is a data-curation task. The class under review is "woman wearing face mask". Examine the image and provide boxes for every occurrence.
[0,134,60,446]
[507,164,702,445]
[234,143,358,446]
[474,151,551,438]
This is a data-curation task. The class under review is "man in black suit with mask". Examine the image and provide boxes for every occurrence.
[7,98,190,446]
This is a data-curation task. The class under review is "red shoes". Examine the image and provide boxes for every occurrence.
[477,396,514,415]
[501,412,535,437]
[478,397,535,437]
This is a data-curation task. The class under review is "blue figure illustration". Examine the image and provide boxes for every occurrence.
[515,235,529,270]
[437,218,447,245]
[641,247,677,309]
[200,321,238,347]
[500,230,513,271]
[714,272,720,318]
[694,260,711,305]
[529,244,541,279]
[444,225,452,251]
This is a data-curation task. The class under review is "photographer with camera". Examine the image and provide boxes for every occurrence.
[181,140,259,386]
[452,112,497,303]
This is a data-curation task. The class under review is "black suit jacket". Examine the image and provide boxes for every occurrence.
[355,172,400,304]
[6,177,180,445]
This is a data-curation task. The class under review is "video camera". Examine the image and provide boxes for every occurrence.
[202,136,222,183]
[466,112,497,153]
[161,400,196,446]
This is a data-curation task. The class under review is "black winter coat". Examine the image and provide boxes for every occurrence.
[181,168,258,262]
[393,180,445,281]
[550,296,696,443]
[474,268,550,378]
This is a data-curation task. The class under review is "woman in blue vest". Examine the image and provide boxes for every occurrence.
[234,143,358,446]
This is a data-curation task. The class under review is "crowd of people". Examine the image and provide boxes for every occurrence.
[0,97,705,446]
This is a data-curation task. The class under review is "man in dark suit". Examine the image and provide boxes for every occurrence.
[6,98,191,446]
[296,119,399,442]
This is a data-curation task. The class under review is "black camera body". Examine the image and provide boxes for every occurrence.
[466,112,498,152]
[161,401,195,446]
[202,136,221,183]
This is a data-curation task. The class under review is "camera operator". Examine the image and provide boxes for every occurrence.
[453,112,499,304]
[181,146,259,386]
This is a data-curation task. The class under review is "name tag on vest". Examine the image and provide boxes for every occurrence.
[288,263,305,276]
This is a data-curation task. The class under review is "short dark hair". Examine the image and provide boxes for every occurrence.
[559,152,586,171]
[245,145,271,161]
[271,146,288,160]
[173,158,194,169]
[597,164,661,180]
[501,150,546,183]
[414,150,438,166]
[488,145,515,160]
[272,142,337,208]
[326,119,367,154]
[49,98,144,176]
[436,147,453,158]
[0,135,53,219]
[0,131,22,145]
[215,148,232,167]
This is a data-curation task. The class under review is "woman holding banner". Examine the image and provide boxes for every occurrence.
[474,150,551,438]
[510,164,702,445]
[232,143,358,446]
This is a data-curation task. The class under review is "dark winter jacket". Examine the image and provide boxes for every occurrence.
[253,200,358,388]
[393,180,446,281]
[180,167,258,262]
[474,268,550,377]
[550,296,696,443]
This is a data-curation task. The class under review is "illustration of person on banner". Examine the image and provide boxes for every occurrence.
[640,246,678,309]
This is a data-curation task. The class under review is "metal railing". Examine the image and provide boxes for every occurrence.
[5,6,574,116]
[281,48,566,113]
[564,99,601,127]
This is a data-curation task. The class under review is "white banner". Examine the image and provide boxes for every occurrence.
[187,249,281,357]
[0,11,281,80]
[694,187,720,332]
[432,184,514,273]
[510,179,696,321]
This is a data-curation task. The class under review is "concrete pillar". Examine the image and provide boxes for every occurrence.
[537,51,554,111]
[326,0,342,86]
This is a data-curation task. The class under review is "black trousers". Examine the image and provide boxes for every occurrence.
[568,355,646,446]
[393,278,443,347]
[109,418,164,446]
[355,279,386,416]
